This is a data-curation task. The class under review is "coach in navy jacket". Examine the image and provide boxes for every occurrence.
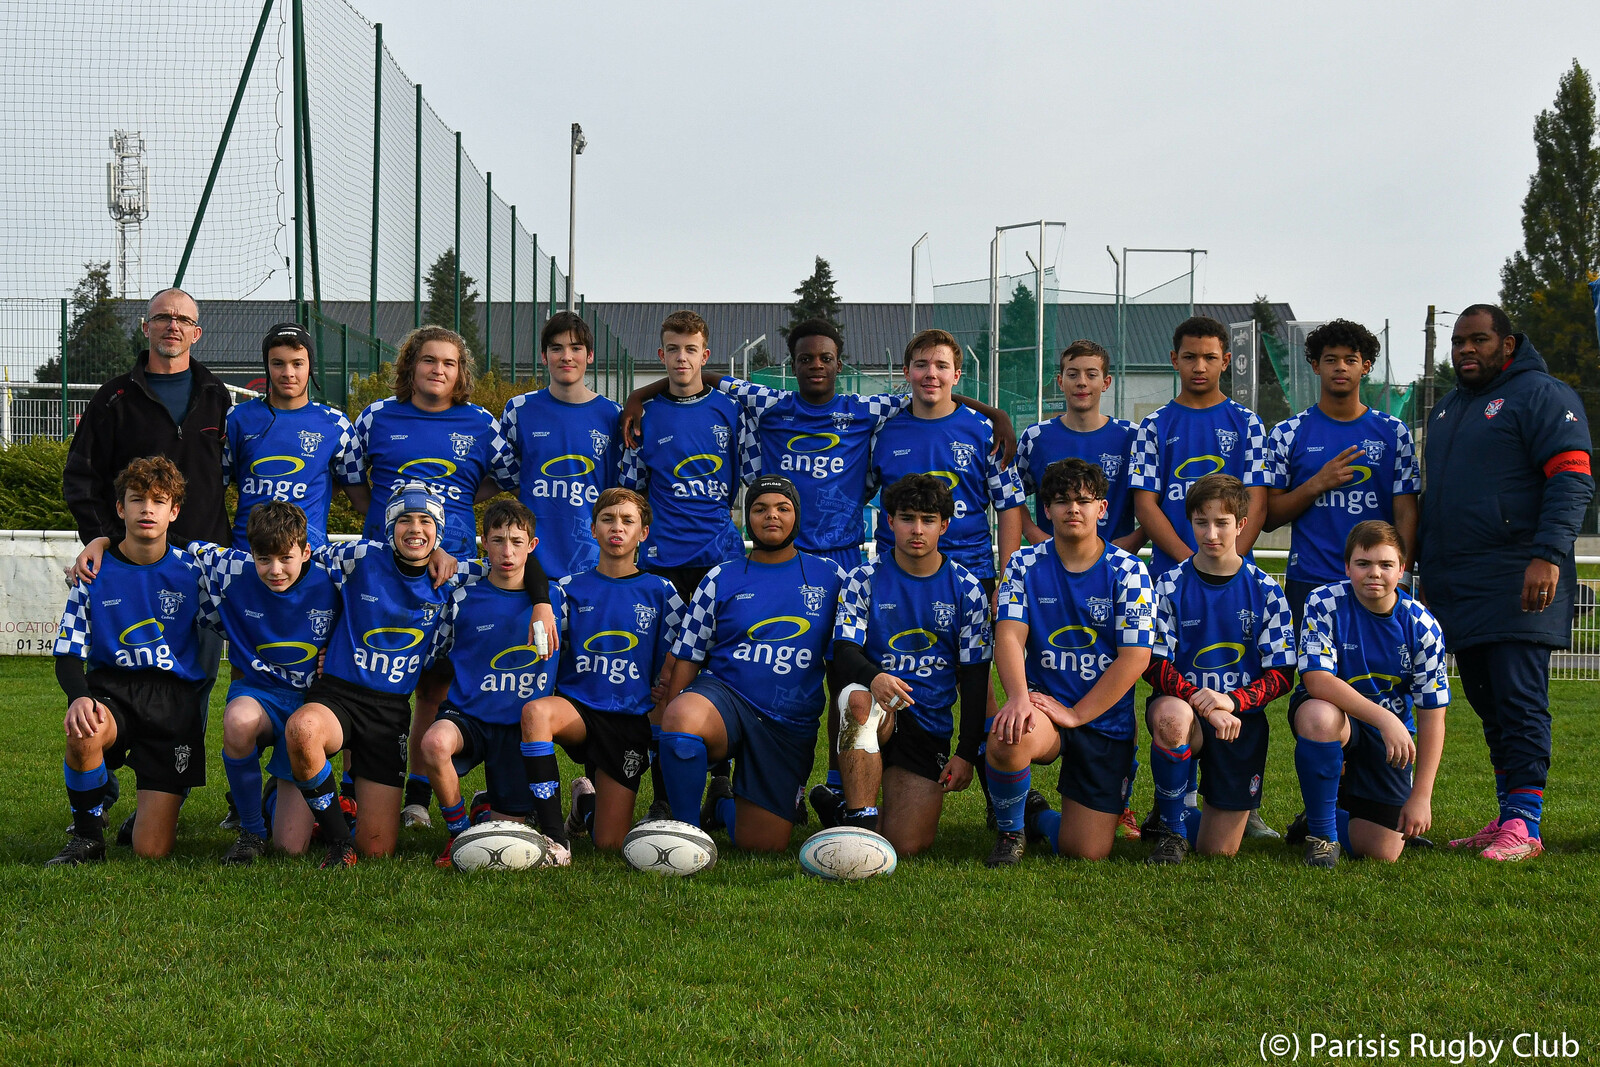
[1419,304,1593,858]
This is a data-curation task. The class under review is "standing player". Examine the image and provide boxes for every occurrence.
[499,311,622,579]
[1141,475,1295,865]
[1263,318,1418,621]
[49,458,208,864]
[657,475,845,852]
[823,474,992,856]
[521,488,685,853]
[984,458,1155,866]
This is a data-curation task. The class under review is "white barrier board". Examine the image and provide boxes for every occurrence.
[0,532,81,655]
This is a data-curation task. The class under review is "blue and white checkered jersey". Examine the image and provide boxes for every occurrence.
[619,389,749,569]
[499,389,622,578]
[223,397,357,548]
[187,541,341,692]
[1151,559,1295,704]
[1297,580,1449,732]
[1265,406,1419,586]
[997,542,1156,740]
[54,546,210,682]
[1127,399,1269,576]
[343,398,514,559]
[869,406,1026,579]
[832,555,991,737]
[430,576,553,725]
[720,376,910,554]
[550,568,685,716]
[1016,417,1138,540]
[671,552,846,730]
[313,539,482,694]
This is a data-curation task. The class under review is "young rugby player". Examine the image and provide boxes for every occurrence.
[521,488,685,854]
[1264,319,1418,621]
[420,500,557,864]
[658,475,845,852]
[985,458,1155,866]
[1288,521,1449,867]
[49,457,208,864]
[822,474,992,855]
[1141,474,1296,864]
[499,311,622,579]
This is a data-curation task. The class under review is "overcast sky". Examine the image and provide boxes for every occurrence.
[353,1,1600,376]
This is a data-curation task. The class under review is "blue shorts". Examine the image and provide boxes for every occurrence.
[687,673,816,821]
[1056,724,1136,815]
[1288,689,1413,812]
[1196,711,1268,811]
[440,707,531,815]
[226,680,303,781]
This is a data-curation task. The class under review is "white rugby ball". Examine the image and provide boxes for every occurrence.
[449,820,554,872]
[799,826,898,881]
[622,819,718,876]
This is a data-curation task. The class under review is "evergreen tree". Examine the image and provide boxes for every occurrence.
[1248,295,1292,425]
[423,248,485,366]
[34,263,138,386]
[782,256,845,340]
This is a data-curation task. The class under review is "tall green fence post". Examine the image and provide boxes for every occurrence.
[296,8,322,311]
[292,0,304,305]
[60,298,69,439]
[413,83,421,329]
[509,205,517,383]
[453,131,462,333]
[484,171,492,376]
[368,22,382,338]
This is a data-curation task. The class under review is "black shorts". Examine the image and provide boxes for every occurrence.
[305,674,413,788]
[645,564,713,607]
[883,709,952,783]
[88,669,207,795]
[440,707,530,815]
[1056,724,1136,816]
[1288,688,1414,819]
[1197,711,1269,811]
[557,697,652,793]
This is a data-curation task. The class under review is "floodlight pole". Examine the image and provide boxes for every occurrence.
[910,232,928,337]
[992,221,1066,424]
[567,122,585,314]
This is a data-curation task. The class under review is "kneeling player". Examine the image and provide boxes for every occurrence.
[419,500,558,864]
[823,474,991,856]
[522,489,685,853]
[658,475,845,852]
[49,458,207,864]
[985,458,1155,865]
[1289,520,1448,867]
[1142,475,1295,864]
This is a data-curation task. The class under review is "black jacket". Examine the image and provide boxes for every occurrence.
[1418,336,1594,649]
[62,352,233,547]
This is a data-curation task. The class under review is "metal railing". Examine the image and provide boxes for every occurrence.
[1,382,259,444]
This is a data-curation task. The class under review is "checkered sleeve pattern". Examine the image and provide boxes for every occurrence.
[426,583,469,666]
[551,577,572,642]
[833,563,876,647]
[1297,583,1342,676]
[662,584,688,648]
[187,544,245,634]
[220,423,234,488]
[722,376,784,418]
[53,582,91,659]
[955,564,993,665]
[986,441,1028,512]
[484,411,515,491]
[1253,566,1298,670]
[1408,600,1451,709]
[331,409,362,487]
[1241,407,1271,488]
[735,406,758,488]
[1264,414,1298,490]
[341,400,380,485]
[669,566,722,664]
[1111,551,1157,649]
[1390,415,1420,496]
[1015,423,1042,496]
[864,391,912,431]
[1127,413,1163,491]
[497,395,524,491]
[619,445,646,492]
[1151,567,1180,662]
[997,545,1038,625]
[314,538,379,587]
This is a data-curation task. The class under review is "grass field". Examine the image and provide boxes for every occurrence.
[2,655,1598,1066]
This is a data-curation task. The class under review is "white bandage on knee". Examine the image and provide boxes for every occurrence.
[836,683,884,753]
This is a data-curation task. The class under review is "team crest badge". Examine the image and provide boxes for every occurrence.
[712,424,730,450]
[1237,609,1259,640]
[420,603,438,625]
[1249,774,1261,797]
[157,589,184,619]
[1398,644,1412,671]
[1484,399,1504,419]
[798,585,828,613]
[298,429,324,457]
[932,601,955,630]
[1360,438,1385,462]
[949,441,977,470]
[174,745,191,773]
[1215,429,1239,455]
[1097,453,1122,478]
[307,609,335,640]
[634,604,657,633]
[590,429,610,458]
[1086,596,1112,625]
[622,749,645,781]
[449,432,475,458]
[832,411,855,432]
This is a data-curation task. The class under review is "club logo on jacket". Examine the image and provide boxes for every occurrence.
[307,609,335,639]
[832,411,856,432]
[158,589,185,619]
[712,424,730,451]
[1484,399,1504,419]
[634,604,657,633]
[1098,453,1123,478]
[950,441,978,470]
[1360,438,1385,462]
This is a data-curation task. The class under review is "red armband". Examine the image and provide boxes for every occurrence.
[1544,451,1592,478]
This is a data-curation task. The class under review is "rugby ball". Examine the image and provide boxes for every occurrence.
[799,826,898,881]
[622,819,718,876]
[449,820,555,872]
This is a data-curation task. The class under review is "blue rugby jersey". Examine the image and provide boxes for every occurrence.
[1265,406,1419,586]
[997,542,1156,740]
[314,539,479,694]
[719,377,910,554]
[499,389,622,577]
[430,577,553,724]
[619,389,748,569]
[868,406,1026,579]
[1016,416,1138,539]
[1151,559,1296,702]
[1127,399,1269,575]
[550,568,685,716]
[223,397,358,548]
[188,542,341,692]
[344,398,514,559]
[671,553,845,729]
[1296,581,1449,733]
[54,546,209,682]
[832,555,991,736]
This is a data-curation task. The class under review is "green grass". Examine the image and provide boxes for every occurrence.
[2,656,1598,1065]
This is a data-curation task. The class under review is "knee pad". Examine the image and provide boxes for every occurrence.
[836,684,884,753]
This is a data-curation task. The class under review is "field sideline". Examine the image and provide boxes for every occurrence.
[2,655,1598,1065]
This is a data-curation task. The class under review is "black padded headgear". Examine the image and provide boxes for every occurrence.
[745,474,801,550]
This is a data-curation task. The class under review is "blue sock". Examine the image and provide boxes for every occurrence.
[222,753,267,838]
[1182,803,1202,847]
[649,722,663,761]
[1336,808,1355,857]
[441,798,469,836]
[1124,751,1139,809]
[659,731,709,826]
[986,762,1030,832]
[1150,743,1191,833]
[716,796,738,841]
[1034,808,1061,855]
[1493,768,1508,809]
[826,767,843,797]
[1504,788,1544,838]
[1294,738,1344,840]
[262,784,278,826]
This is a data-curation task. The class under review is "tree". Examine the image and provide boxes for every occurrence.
[781,256,845,341]
[1500,60,1600,399]
[423,248,485,367]
[1248,295,1292,425]
[34,262,139,386]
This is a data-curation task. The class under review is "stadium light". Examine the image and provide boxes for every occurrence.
[107,130,149,299]
[567,122,586,314]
